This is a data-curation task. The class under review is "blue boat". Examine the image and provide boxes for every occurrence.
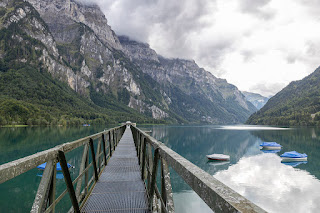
[280,151,307,162]
[260,142,282,150]
[37,162,73,171]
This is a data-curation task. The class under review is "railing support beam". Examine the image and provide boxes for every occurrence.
[89,138,99,181]
[57,151,80,213]
[149,148,160,210]
[31,160,54,213]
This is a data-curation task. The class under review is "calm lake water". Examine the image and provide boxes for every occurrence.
[1,125,320,212]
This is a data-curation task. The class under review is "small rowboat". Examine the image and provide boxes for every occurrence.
[280,151,307,162]
[206,154,230,161]
[260,142,282,150]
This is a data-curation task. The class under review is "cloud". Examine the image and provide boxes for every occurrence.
[238,0,275,20]
[214,154,320,213]
[250,82,287,97]
[86,0,320,96]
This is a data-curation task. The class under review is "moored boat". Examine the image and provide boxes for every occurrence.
[260,142,282,150]
[206,154,230,161]
[280,151,307,162]
[37,162,74,171]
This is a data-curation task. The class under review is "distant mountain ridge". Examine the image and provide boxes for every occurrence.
[119,36,257,123]
[0,0,256,125]
[242,91,269,110]
[246,67,320,126]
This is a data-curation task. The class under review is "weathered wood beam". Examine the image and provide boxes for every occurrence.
[132,126,266,213]
[148,148,160,210]
[89,138,99,182]
[31,160,54,213]
[0,125,125,184]
[161,158,175,213]
[58,151,80,213]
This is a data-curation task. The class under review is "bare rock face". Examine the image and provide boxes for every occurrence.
[3,0,256,123]
[26,0,121,49]
[120,36,257,123]
[5,0,167,120]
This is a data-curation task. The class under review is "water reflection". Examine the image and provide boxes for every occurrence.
[260,148,281,153]
[141,125,320,213]
[0,125,109,164]
[214,154,320,213]
[281,161,308,167]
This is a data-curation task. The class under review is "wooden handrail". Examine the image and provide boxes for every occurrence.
[0,125,125,184]
[131,125,266,213]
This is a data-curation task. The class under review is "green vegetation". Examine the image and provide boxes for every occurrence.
[0,4,161,126]
[247,67,320,126]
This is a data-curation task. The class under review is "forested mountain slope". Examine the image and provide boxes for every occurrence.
[247,67,320,126]
[0,0,257,125]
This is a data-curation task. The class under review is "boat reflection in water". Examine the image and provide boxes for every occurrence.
[214,154,320,213]
[207,160,229,166]
[281,161,308,167]
[260,148,281,153]
[37,172,64,180]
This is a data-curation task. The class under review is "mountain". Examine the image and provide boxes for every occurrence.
[242,91,269,110]
[0,0,256,125]
[246,67,320,126]
[119,36,256,123]
[0,0,155,125]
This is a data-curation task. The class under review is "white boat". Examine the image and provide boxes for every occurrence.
[260,142,282,150]
[206,154,230,161]
[280,151,307,162]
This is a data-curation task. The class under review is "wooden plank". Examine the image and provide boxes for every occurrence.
[31,160,54,213]
[132,126,266,213]
[102,133,107,166]
[58,151,80,213]
[0,125,125,184]
[76,143,89,200]
[89,138,99,181]
[148,148,159,210]
[141,138,147,180]
[161,159,175,213]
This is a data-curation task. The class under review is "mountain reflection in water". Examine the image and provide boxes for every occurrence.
[214,154,320,213]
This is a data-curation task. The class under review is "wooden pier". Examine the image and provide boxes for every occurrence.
[0,123,266,213]
[81,127,149,212]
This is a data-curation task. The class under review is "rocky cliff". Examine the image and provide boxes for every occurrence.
[119,36,256,123]
[0,0,257,125]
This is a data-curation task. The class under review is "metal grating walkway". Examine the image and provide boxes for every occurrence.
[81,127,150,213]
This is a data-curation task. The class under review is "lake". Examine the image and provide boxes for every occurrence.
[1,125,320,212]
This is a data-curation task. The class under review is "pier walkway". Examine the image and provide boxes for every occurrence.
[81,127,149,212]
[0,123,266,213]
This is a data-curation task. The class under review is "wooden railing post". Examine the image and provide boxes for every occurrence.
[76,143,89,200]
[48,161,57,213]
[84,150,89,195]
[57,151,80,213]
[149,148,160,210]
[112,130,116,151]
[31,160,55,213]
[141,138,147,180]
[161,159,175,213]
[89,138,99,181]
[109,131,112,157]
[137,133,140,158]
[96,139,101,173]
[102,133,107,165]
[147,143,153,190]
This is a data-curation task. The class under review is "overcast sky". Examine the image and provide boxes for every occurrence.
[92,0,320,96]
